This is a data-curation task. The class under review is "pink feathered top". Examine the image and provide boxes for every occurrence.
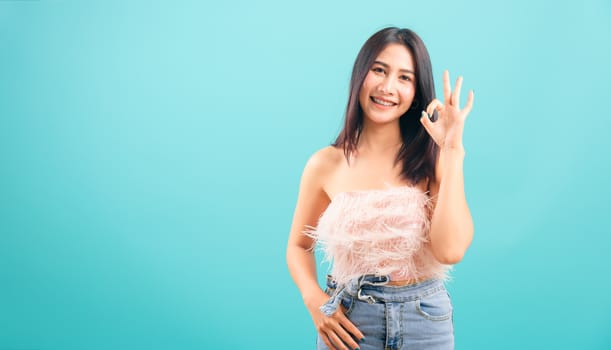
[304,185,452,286]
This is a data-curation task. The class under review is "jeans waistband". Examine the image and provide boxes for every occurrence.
[320,274,445,317]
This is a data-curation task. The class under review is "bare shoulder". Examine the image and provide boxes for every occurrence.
[302,145,343,189]
[287,146,343,247]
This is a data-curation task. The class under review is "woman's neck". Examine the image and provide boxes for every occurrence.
[358,120,403,154]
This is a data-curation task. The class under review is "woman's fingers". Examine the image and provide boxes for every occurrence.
[451,76,463,107]
[340,315,364,340]
[326,313,360,350]
[335,326,360,350]
[462,90,474,117]
[444,71,471,112]
[443,70,452,104]
[426,99,443,118]
[327,330,350,350]
[420,111,434,135]
[339,315,365,344]
[317,313,361,350]
[321,333,335,350]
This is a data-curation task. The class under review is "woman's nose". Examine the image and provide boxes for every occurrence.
[378,78,394,94]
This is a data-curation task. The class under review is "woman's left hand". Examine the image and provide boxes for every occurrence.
[420,70,474,150]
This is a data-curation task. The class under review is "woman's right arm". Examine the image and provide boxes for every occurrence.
[286,149,364,350]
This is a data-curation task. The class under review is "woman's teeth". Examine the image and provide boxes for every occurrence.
[372,97,396,106]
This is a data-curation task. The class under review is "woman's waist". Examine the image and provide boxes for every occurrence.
[387,269,443,285]
[325,274,446,302]
[329,259,451,285]
[327,273,436,287]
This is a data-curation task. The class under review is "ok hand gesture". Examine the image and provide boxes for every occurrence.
[419,70,474,150]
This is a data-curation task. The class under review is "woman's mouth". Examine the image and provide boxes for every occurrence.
[371,96,397,107]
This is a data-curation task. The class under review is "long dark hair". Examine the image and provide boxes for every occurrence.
[333,27,438,186]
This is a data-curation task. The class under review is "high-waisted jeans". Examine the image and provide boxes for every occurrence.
[316,275,454,350]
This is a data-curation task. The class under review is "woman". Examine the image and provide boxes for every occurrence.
[286,27,474,350]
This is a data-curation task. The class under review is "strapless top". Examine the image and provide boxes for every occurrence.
[304,185,452,286]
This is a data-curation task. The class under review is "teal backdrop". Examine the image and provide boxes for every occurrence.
[1,0,610,349]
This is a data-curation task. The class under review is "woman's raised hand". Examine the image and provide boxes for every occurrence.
[419,70,474,150]
[306,292,364,350]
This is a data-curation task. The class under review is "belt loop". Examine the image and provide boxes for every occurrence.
[355,274,389,304]
[357,288,376,304]
[320,275,390,313]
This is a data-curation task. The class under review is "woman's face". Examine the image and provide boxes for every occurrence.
[358,43,417,125]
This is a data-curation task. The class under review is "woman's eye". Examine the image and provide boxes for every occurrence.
[372,67,385,74]
[400,75,411,81]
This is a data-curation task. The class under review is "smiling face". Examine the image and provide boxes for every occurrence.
[358,43,417,125]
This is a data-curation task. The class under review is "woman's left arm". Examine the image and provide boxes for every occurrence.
[420,70,474,265]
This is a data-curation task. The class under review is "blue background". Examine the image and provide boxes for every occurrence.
[1,0,610,349]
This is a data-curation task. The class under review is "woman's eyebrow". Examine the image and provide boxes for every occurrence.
[373,60,415,75]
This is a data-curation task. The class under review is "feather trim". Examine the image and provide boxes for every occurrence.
[303,186,452,285]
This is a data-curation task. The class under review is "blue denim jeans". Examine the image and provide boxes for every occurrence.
[316,275,454,350]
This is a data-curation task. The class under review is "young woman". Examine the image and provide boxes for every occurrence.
[286,27,474,350]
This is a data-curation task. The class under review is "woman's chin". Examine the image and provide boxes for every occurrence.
[364,111,403,125]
